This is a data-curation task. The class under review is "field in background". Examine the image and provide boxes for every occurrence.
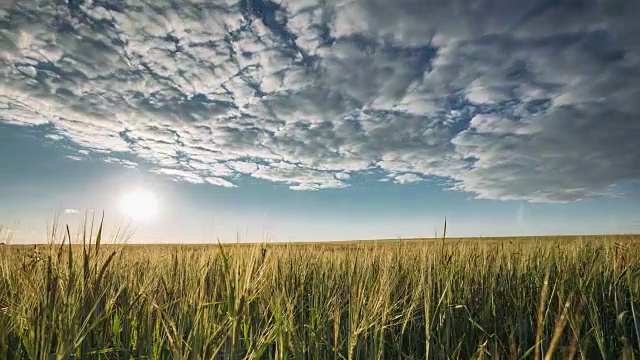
[0,230,639,359]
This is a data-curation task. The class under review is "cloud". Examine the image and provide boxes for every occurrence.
[1,0,639,201]
[392,173,424,184]
[151,168,208,184]
[64,208,78,214]
[205,177,237,188]
[251,161,347,190]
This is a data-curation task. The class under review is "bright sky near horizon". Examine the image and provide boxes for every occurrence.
[1,0,640,243]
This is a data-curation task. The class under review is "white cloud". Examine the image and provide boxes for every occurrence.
[469,114,516,135]
[64,208,78,214]
[227,161,259,174]
[205,177,237,188]
[104,157,138,168]
[393,173,424,184]
[151,168,206,184]
[251,162,348,190]
[1,0,639,200]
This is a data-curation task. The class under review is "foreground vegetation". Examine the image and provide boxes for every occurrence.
[0,224,639,359]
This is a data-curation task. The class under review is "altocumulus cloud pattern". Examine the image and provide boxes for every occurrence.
[1,0,640,202]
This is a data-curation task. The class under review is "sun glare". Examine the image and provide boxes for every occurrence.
[119,188,160,222]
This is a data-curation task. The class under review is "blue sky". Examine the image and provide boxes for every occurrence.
[1,0,640,243]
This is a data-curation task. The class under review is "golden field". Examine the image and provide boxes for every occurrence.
[0,226,639,359]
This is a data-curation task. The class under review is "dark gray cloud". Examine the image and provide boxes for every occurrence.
[1,0,639,201]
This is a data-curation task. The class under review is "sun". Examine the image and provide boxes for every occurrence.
[119,188,160,222]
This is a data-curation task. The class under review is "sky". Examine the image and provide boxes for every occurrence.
[1,0,640,243]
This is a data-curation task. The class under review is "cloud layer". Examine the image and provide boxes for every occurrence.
[2,0,640,201]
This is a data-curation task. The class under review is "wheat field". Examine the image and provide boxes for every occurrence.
[0,223,639,359]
